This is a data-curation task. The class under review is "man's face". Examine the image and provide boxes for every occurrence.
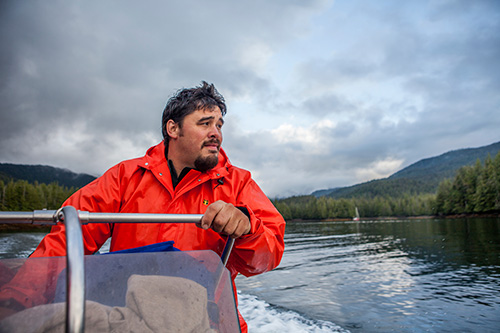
[174,106,224,172]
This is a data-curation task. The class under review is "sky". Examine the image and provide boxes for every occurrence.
[1,0,499,198]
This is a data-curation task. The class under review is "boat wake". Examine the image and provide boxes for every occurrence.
[238,292,349,333]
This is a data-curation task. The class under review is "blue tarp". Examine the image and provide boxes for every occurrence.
[101,241,180,255]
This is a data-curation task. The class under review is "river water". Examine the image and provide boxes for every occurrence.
[1,217,500,332]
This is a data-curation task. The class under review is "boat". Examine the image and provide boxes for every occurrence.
[353,207,360,221]
[0,207,240,332]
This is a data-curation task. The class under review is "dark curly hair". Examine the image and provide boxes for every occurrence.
[162,81,227,153]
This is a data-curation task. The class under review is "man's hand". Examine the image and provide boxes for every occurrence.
[200,200,251,238]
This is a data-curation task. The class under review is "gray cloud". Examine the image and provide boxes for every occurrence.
[1,0,499,197]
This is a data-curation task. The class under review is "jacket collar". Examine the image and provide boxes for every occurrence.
[142,142,230,179]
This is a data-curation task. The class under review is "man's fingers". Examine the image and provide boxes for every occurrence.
[221,218,238,236]
[211,203,233,233]
[202,201,251,238]
[224,217,250,238]
[200,200,224,229]
[235,218,251,238]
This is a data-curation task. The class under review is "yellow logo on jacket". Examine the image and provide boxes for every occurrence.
[203,199,209,205]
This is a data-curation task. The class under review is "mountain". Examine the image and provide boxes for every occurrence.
[389,141,500,180]
[312,141,500,199]
[0,163,97,188]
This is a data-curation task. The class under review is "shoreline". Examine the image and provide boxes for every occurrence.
[0,224,52,232]
[287,212,500,223]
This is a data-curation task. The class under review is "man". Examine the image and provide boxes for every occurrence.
[27,81,286,331]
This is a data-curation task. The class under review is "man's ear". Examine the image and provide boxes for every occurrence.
[166,120,179,139]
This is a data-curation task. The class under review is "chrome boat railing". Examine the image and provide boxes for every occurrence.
[0,208,236,333]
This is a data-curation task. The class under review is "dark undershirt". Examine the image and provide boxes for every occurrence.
[168,160,192,189]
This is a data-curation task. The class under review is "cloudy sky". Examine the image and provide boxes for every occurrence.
[1,0,499,197]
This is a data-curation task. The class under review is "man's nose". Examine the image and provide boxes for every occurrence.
[208,125,221,138]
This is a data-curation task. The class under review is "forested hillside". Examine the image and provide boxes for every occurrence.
[0,163,96,188]
[435,152,500,214]
[274,151,500,220]
[0,163,94,212]
[0,180,77,211]
[390,141,500,180]
[313,141,500,199]
[276,142,500,220]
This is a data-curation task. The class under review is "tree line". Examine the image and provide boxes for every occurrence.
[272,193,436,220]
[273,151,500,220]
[0,180,77,211]
[435,152,500,214]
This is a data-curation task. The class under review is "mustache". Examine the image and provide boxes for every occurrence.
[202,139,221,149]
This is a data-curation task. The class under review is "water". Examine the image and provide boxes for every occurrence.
[236,218,500,332]
[1,218,500,332]
[0,231,47,258]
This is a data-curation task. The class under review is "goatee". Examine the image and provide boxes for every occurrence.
[194,154,218,172]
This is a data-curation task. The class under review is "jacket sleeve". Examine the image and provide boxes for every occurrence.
[30,164,124,257]
[229,177,286,278]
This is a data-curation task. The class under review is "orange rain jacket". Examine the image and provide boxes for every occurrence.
[30,142,286,331]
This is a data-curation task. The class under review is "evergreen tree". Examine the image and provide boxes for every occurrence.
[475,154,497,212]
[0,179,77,211]
[494,152,500,210]
[435,179,453,214]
